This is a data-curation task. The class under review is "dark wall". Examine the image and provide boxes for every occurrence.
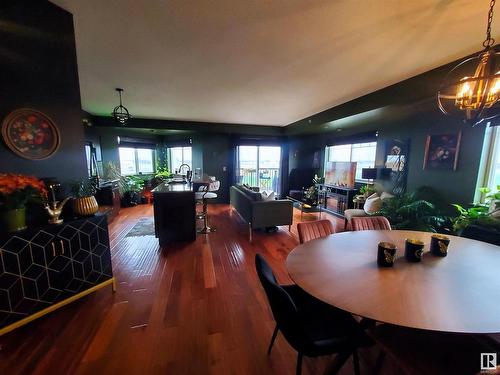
[0,1,87,181]
[375,101,485,205]
[87,123,288,203]
[287,99,485,205]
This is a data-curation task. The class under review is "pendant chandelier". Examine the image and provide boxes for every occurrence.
[437,0,500,126]
[112,88,131,125]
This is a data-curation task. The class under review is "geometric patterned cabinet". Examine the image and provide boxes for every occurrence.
[0,214,115,335]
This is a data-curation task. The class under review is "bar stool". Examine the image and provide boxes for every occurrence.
[195,179,220,233]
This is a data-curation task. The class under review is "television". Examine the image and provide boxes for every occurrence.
[324,162,356,188]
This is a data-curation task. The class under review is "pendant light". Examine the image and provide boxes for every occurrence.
[437,0,500,126]
[112,88,131,125]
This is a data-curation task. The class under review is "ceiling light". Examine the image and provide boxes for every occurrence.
[437,0,500,126]
[112,88,131,125]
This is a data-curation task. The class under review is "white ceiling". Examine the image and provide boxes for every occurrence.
[51,0,499,126]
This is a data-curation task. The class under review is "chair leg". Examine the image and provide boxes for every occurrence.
[344,218,348,231]
[353,349,360,375]
[372,349,386,375]
[324,351,352,375]
[296,352,303,375]
[288,224,291,232]
[267,324,279,355]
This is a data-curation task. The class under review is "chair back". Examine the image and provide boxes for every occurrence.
[350,216,391,231]
[297,219,335,244]
[255,254,298,330]
[209,180,220,192]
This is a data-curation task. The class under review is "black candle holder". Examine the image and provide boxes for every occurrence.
[405,239,424,262]
[377,241,397,267]
[430,234,450,256]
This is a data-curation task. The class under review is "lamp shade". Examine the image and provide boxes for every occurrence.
[362,168,377,180]
[378,168,392,180]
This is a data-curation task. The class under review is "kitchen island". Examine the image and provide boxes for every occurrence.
[152,181,196,246]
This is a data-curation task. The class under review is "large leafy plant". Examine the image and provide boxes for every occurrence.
[102,161,128,195]
[124,175,145,193]
[376,193,450,233]
[452,186,500,232]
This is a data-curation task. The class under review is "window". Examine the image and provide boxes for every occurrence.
[236,145,282,194]
[325,142,377,180]
[119,147,155,175]
[168,147,192,172]
[477,126,500,200]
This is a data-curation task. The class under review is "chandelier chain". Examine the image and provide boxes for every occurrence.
[483,0,496,48]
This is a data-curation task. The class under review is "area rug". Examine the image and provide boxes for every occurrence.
[126,217,155,237]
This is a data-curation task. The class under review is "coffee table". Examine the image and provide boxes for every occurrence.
[286,196,322,220]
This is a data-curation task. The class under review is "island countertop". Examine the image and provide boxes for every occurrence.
[152,178,213,194]
[152,180,193,193]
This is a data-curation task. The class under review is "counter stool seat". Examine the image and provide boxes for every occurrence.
[195,192,217,200]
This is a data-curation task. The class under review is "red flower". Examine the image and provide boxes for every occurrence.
[27,115,37,123]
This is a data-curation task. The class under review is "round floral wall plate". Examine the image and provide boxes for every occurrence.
[1,108,60,160]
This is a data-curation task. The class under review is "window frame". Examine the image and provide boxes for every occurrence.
[324,141,377,182]
[168,146,193,172]
[118,147,156,176]
[475,125,500,202]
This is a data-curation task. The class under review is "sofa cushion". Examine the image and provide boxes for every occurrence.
[238,185,262,201]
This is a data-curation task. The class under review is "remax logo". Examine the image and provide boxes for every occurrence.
[481,353,497,371]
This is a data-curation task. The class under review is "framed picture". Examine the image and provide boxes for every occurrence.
[423,131,461,171]
[1,108,60,160]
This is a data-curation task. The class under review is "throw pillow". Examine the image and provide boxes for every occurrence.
[364,193,382,214]
[260,190,275,201]
[380,192,394,200]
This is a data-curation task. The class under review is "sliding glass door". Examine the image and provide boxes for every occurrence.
[237,146,281,194]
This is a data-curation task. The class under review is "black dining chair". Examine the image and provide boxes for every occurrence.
[255,254,371,375]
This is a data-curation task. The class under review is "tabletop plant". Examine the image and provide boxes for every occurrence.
[70,178,99,216]
[0,174,47,232]
[303,174,324,205]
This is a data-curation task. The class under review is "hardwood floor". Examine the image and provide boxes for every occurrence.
[0,204,386,375]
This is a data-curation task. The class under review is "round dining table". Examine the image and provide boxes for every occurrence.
[286,230,500,334]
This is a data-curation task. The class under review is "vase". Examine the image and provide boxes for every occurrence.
[3,207,27,232]
[72,196,99,216]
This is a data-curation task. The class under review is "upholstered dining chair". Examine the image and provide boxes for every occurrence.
[350,216,391,231]
[255,254,370,375]
[297,219,335,244]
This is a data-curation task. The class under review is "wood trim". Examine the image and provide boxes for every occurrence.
[0,277,115,337]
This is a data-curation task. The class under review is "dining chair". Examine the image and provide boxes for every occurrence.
[350,216,391,231]
[297,219,335,244]
[255,254,370,375]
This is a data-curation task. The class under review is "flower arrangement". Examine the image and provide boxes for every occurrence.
[0,174,47,210]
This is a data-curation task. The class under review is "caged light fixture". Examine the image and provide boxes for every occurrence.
[112,88,131,125]
[437,0,500,126]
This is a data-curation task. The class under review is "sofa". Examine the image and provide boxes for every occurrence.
[230,185,293,241]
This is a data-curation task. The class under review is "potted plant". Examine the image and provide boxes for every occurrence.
[452,186,500,244]
[121,175,145,207]
[0,174,47,232]
[71,178,99,216]
[376,192,451,233]
[359,184,377,197]
[303,175,324,205]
